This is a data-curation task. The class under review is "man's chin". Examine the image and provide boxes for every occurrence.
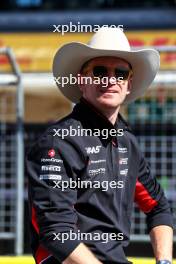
[97,96,122,108]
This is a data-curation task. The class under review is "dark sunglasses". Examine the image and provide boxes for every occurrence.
[92,65,132,80]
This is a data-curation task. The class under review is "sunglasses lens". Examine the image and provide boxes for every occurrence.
[93,66,107,78]
[93,66,131,80]
[115,68,130,80]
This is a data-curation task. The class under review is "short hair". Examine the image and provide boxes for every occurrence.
[80,60,92,74]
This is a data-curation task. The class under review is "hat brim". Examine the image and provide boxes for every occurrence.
[53,42,160,104]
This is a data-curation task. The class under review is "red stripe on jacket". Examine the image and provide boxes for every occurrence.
[32,206,40,234]
[32,206,52,263]
[35,244,51,264]
[135,180,158,213]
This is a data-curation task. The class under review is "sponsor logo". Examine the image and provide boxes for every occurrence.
[39,174,62,180]
[89,168,106,176]
[41,158,63,163]
[119,158,128,165]
[85,146,101,154]
[89,159,106,164]
[118,147,128,153]
[120,169,128,176]
[41,165,61,172]
[48,149,55,158]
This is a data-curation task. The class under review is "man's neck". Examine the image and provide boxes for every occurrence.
[81,97,120,125]
[100,107,120,125]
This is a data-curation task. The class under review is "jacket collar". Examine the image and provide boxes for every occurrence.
[72,97,131,133]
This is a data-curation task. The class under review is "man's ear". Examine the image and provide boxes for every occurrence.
[78,85,83,92]
[77,73,83,92]
[77,72,88,92]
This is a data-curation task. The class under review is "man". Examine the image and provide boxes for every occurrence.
[27,27,173,264]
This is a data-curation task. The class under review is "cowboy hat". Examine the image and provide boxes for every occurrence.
[52,27,160,104]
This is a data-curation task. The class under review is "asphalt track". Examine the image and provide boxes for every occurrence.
[0,257,176,264]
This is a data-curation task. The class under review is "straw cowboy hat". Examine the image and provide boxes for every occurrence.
[53,27,160,104]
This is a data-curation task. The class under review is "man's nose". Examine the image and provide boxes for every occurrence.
[107,69,115,78]
[106,69,117,86]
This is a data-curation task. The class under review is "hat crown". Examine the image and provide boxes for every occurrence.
[88,27,131,51]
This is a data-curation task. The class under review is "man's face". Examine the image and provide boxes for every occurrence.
[78,56,132,112]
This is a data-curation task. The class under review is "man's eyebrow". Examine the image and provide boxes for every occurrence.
[115,62,132,69]
[128,63,132,70]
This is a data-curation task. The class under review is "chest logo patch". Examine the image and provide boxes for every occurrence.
[85,146,101,154]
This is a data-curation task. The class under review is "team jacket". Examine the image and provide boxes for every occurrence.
[26,98,173,264]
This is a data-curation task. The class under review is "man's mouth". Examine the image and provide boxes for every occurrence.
[100,89,118,93]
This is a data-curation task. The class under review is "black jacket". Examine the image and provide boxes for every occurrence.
[27,98,173,264]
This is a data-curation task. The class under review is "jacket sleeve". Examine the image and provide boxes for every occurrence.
[26,131,85,262]
[134,151,173,233]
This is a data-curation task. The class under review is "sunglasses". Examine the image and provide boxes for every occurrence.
[92,65,132,80]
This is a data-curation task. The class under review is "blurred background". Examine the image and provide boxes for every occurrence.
[0,0,176,262]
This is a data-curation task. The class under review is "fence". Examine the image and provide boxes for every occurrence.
[0,48,24,254]
[128,89,176,241]
[124,45,176,240]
